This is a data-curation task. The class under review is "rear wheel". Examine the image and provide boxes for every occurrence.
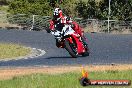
[64,39,78,58]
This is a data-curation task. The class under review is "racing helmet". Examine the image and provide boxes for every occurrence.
[53,8,63,20]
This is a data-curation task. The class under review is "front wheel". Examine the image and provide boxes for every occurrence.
[64,39,78,58]
[82,45,90,57]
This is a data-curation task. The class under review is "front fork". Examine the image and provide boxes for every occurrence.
[70,35,85,54]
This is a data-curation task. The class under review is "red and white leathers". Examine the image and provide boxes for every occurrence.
[49,16,67,31]
[49,17,84,38]
[49,8,84,38]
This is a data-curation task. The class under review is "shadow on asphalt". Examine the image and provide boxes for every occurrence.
[44,55,88,59]
[44,56,73,59]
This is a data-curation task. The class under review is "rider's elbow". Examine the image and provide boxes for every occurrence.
[46,28,51,33]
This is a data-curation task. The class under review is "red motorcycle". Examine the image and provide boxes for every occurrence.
[51,23,89,58]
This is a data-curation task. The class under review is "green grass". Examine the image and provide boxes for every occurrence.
[0,70,131,88]
[0,43,31,59]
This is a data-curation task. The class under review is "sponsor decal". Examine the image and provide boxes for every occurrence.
[79,66,131,86]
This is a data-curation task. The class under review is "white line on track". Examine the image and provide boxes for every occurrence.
[0,47,46,61]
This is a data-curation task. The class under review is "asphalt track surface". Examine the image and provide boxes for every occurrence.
[0,29,132,67]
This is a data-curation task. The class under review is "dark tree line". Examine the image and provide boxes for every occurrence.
[8,0,132,21]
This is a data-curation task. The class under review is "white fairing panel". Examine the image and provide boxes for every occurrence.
[51,25,79,40]
[51,30,61,40]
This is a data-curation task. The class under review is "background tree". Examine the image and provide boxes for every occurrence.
[75,0,99,19]
[75,0,88,18]
[86,0,98,19]
[9,0,52,16]
[110,0,132,21]
[60,0,77,17]
[99,0,132,21]
[8,0,132,20]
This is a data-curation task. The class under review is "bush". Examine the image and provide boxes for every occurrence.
[8,0,52,16]
[8,0,132,20]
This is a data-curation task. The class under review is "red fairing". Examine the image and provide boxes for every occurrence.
[72,21,84,36]
[70,33,85,54]
[66,37,73,44]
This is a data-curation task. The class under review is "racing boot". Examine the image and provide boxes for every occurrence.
[56,39,61,48]
[56,39,64,48]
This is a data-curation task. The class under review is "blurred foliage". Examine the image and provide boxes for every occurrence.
[8,0,52,16]
[76,0,132,20]
[110,0,132,21]
[59,0,78,17]
[98,0,132,20]
[7,0,132,21]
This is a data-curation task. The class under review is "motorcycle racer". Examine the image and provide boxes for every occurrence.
[49,8,87,47]
[49,8,67,31]
[50,8,83,36]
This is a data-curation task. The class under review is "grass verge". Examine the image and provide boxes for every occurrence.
[0,70,131,88]
[0,43,31,59]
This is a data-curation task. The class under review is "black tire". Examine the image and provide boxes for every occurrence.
[82,45,90,57]
[64,39,78,58]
